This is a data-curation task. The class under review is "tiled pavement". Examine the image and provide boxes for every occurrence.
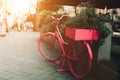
[0,32,94,80]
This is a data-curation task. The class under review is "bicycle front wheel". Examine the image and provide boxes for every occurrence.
[68,41,93,79]
[38,33,61,61]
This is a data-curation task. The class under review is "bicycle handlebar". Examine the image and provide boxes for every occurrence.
[51,15,70,21]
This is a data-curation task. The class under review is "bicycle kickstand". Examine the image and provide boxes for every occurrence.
[57,58,69,72]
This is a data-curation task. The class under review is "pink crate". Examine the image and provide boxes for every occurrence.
[65,27,100,41]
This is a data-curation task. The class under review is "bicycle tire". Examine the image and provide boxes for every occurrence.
[67,41,93,79]
[38,33,61,61]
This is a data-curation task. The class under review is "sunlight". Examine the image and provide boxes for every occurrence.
[13,0,30,14]
[2,0,37,15]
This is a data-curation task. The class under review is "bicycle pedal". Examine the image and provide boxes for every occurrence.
[75,58,80,60]
[57,68,68,72]
[54,61,61,65]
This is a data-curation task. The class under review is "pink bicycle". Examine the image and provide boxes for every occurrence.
[38,15,93,79]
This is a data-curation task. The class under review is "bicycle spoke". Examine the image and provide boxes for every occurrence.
[67,41,93,79]
[38,33,61,61]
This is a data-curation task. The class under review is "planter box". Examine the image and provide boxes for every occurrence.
[65,27,100,41]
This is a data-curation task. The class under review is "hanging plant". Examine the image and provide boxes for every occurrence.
[64,7,112,45]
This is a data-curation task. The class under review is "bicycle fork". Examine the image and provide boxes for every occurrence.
[56,48,79,72]
[56,55,79,72]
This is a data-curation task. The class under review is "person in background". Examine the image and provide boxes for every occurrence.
[6,13,14,32]
[0,17,7,36]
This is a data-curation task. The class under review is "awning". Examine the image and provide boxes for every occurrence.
[40,0,120,9]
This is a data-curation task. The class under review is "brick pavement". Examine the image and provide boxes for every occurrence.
[0,32,94,80]
[0,32,76,80]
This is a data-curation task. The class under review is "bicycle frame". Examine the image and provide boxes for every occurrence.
[38,15,93,79]
[52,16,79,61]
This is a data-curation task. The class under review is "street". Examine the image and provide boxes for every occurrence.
[0,32,77,80]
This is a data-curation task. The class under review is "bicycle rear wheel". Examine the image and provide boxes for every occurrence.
[68,41,93,79]
[38,33,61,61]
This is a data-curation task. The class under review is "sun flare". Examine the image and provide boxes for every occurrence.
[2,0,37,15]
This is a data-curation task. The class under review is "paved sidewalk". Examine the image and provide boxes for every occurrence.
[0,32,93,80]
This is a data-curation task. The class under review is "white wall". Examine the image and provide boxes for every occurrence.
[98,23,112,61]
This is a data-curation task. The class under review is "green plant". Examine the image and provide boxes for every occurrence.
[38,10,60,33]
[64,7,112,45]
[65,7,96,29]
